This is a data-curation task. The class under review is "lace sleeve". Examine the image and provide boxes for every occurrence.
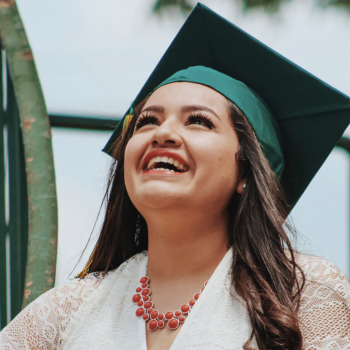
[0,273,103,349]
[298,255,350,350]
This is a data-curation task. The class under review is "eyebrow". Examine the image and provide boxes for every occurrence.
[141,105,165,114]
[141,104,220,120]
[181,105,220,120]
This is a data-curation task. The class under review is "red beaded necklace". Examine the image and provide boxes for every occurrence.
[132,276,208,331]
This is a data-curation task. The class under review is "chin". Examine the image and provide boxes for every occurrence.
[134,187,185,210]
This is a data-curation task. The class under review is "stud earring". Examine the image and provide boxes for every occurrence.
[243,183,247,189]
[135,214,140,246]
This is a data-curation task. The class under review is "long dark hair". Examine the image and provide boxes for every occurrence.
[82,97,305,350]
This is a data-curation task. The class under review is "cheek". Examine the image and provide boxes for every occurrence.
[124,136,146,191]
[191,135,239,198]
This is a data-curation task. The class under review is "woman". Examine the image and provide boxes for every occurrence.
[1,4,350,350]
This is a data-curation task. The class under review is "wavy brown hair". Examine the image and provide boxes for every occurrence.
[83,97,305,350]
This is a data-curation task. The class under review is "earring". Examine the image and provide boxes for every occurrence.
[243,183,246,189]
[135,214,140,246]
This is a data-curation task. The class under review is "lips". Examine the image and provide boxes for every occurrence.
[142,150,189,174]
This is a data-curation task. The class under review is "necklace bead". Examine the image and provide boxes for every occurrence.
[150,310,158,319]
[174,310,182,318]
[168,318,179,330]
[179,316,186,323]
[142,288,151,296]
[165,311,174,320]
[148,320,158,331]
[193,292,201,300]
[136,308,145,318]
[132,294,141,303]
[181,304,190,313]
[140,277,149,283]
[144,301,153,309]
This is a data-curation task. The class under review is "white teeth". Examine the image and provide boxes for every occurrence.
[146,156,188,172]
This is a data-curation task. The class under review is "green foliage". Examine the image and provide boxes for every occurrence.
[152,0,194,15]
[318,0,350,10]
[152,0,350,15]
[242,0,289,12]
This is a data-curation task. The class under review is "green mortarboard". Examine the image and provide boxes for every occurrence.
[103,2,350,208]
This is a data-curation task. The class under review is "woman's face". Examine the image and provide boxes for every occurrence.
[124,82,245,217]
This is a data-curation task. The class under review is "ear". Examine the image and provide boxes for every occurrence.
[236,175,246,195]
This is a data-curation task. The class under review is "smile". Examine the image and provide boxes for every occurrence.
[142,150,189,175]
[146,156,188,173]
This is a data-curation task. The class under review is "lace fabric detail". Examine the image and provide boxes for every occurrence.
[296,254,350,350]
[0,251,349,350]
[0,272,103,349]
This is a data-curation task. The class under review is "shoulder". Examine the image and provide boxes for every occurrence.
[296,252,346,279]
[50,250,147,310]
[51,271,106,317]
[52,251,148,319]
[0,273,103,348]
[294,253,350,349]
[295,253,350,302]
[55,250,148,314]
[0,251,148,348]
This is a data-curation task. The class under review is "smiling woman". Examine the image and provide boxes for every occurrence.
[1,3,350,350]
[93,79,299,349]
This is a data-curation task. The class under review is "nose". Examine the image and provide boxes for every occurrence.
[150,118,182,148]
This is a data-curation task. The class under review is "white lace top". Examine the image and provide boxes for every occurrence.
[1,249,350,349]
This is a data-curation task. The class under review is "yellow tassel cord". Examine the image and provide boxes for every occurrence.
[75,244,98,279]
[122,114,133,132]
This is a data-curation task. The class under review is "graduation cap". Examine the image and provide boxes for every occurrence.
[103,2,350,208]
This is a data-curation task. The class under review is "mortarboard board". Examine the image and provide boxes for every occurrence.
[103,2,350,208]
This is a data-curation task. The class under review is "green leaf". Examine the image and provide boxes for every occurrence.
[152,0,194,15]
[242,0,290,12]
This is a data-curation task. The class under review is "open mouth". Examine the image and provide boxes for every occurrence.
[145,156,189,173]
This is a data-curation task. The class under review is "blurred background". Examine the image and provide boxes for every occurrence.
[14,0,350,286]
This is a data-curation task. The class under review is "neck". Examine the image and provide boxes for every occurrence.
[145,209,230,282]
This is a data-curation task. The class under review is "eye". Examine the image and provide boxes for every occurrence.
[135,113,159,130]
[186,113,214,129]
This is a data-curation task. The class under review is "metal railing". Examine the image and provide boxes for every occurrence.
[49,114,119,131]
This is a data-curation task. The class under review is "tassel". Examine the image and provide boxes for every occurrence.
[76,244,98,279]
[122,106,134,132]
